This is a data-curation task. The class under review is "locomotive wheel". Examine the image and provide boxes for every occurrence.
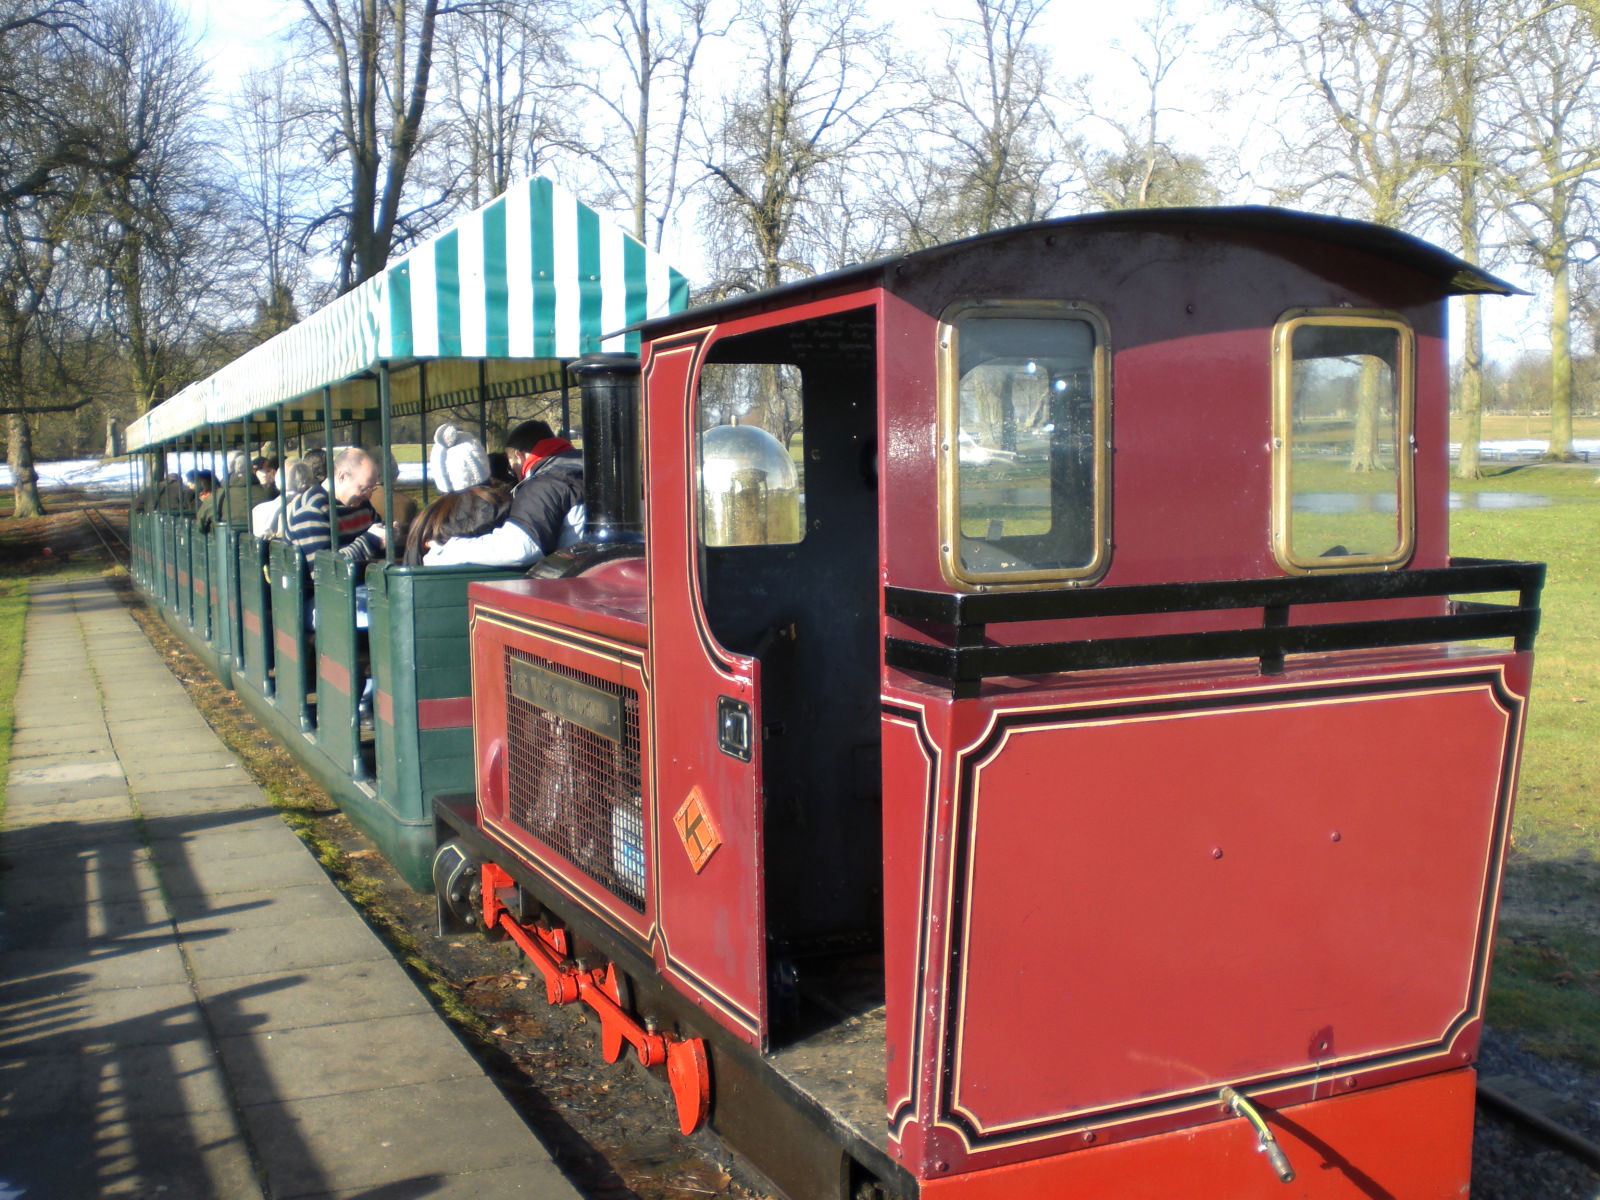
[432,839,488,936]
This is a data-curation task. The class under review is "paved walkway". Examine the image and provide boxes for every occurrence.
[0,576,581,1199]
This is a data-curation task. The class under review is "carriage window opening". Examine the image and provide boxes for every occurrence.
[1276,316,1414,571]
[942,305,1106,585]
[696,362,804,547]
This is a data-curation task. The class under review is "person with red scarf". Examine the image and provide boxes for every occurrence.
[422,419,584,567]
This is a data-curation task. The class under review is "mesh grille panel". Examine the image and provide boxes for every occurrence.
[504,647,646,910]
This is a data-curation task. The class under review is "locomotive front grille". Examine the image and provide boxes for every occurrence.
[503,647,646,910]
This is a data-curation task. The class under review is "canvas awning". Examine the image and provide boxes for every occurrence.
[126,176,690,451]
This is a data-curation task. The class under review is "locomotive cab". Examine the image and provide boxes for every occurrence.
[454,209,1541,1199]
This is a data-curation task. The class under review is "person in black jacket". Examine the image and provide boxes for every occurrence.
[422,419,583,567]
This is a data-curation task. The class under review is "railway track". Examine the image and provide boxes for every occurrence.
[1474,1069,1600,1199]
[81,505,128,567]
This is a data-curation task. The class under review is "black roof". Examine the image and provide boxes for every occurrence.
[638,206,1523,337]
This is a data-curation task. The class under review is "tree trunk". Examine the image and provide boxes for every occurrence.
[1547,257,1576,460]
[1349,359,1382,472]
[8,411,44,518]
[1456,292,1484,479]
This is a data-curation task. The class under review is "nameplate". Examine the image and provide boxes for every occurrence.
[510,658,621,741]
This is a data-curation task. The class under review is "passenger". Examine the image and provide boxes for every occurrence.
[368,451,420,559]
[191,471,219,532]
[283,447,387,564]
[253,454,280,499]
[422,419,583,568]
[487,450,518,487]
[252,457,314,538]
[404,426,510,566]
[217,450,258,525]
[302,447,329,487]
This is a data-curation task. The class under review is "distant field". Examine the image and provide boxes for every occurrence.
[1455,412,1600,445]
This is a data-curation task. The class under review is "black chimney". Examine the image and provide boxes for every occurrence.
[570,353,643,544]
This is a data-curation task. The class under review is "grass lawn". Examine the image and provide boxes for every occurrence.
[1448,462,1600,1065]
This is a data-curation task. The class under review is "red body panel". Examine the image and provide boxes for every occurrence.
[882,650,1528,1180]
[922,1068,1476,1199]
[468,579,655,944]
[643,333,768,1043]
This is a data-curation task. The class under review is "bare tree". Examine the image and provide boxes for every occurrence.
[698,0,897,294]
[1225,0,1443,226]
[230,68,320,339]
[1488,0,1600,461]
[1072,1,1220,210]
[1425,0,1515,479]
[582,0,726,250]
[89,0,228,413]
[0,0,121,515]
[295,0,454,292]
[917,0,1064,239]
[432,2,578,207]
[1228,0,1448,471]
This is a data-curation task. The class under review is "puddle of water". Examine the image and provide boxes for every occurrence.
[1295,492,1550,513]
[1451,492,1552,510]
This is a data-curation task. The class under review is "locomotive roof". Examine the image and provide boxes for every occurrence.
[639,206,1522,337]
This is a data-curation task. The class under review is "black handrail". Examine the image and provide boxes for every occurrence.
[885,557,1544,696]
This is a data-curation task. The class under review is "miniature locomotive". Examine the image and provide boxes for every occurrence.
[128,197,1542,1198]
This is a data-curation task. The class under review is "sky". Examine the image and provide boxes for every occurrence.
[175,0,1545,361]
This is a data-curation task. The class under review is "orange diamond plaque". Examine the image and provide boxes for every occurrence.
[673,787,722,874]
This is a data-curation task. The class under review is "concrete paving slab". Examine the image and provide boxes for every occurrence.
[217,1012,473,1107]
[12,707,102,732]
[0,846,162,909]
[149,824,310,872]
[0,936,193,993]
[0,1104,267,1200]
[0,979,203,1056]
[196,960,431,1037]
[246,1076,555,1200]
[134,784,272,817]
[1,794,138,829]
[0,1037,231,1119]
[104,716,222,740]
[7,760,125,787]
[0,895,164,952]
[120,747,242,774]
[3,776,135,807]
[182,911,390,980]
[122,765,250,792]
[0,812,142,851]
[315,1160,582,1200]
[167,880,347,930]
[5,745,119,770]
[156,842,330,898]
[142,807,294,845]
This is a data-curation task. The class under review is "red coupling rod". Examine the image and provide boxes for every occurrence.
[478,863,711,1134]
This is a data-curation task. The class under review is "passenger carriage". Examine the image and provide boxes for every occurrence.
[128,200,1543,1199]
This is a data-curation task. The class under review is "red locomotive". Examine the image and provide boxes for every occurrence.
[431,209,1543,1198]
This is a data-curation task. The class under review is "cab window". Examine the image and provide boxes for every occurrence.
[939,302,1109,586]
[1274,313,1414,571]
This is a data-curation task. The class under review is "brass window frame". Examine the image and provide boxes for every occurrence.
[1271,309,1416,574]
[937,299,1112,590]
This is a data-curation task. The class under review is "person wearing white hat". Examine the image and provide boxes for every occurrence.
[422,419,583,567]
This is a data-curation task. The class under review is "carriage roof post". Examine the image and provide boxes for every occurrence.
[477,360,487,448]
[274,406,286,508]
[321,385,336,548]
[378,362,393,561]
[419,360,431,508]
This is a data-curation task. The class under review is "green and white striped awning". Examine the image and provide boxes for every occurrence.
[127,177,690,451]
